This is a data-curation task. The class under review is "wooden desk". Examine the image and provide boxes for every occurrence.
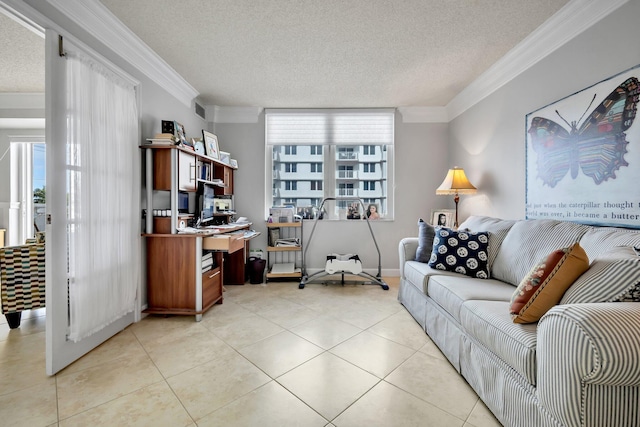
[143,223,256,320]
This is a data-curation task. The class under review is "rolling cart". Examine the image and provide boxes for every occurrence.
[299,197,388,290]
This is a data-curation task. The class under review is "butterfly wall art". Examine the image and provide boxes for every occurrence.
[526,64,640,229]
[528,77,639,188]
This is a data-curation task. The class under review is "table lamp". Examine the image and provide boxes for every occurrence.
[436,167,477,228]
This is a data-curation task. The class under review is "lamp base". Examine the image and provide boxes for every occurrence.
[454,194,460,228]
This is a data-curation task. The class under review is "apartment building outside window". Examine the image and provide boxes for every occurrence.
[266,109,394,219]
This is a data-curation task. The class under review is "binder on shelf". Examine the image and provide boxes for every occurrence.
[268,228,280,246]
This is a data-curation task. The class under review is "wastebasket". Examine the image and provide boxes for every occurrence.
[248,257,266,284]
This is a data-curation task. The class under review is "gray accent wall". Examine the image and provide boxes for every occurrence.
[449,0,640,221]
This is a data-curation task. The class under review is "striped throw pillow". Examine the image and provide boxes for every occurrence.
[561,246,640,304]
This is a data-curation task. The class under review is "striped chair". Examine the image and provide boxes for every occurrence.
[0,243,46,329]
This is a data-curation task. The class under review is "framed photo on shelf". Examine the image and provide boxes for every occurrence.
[430,209,455,227]
[202,130,220,159]
[175,121,188,146]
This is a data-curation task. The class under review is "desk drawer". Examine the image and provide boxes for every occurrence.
[202,268,222,307]
[203,234,244,253]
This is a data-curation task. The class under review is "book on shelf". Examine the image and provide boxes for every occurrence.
[202,252,213,268]
[200,164,211,180]
[155,133,175,139]
[145,138,175,145]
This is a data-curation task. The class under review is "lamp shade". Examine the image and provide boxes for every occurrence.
[436,167,477,195]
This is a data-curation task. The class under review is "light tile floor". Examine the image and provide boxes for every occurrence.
[0,277,503,426]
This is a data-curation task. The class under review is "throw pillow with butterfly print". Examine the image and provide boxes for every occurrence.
[526,64,640,229]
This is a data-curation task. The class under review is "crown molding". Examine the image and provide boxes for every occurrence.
[0,118,45,129]
[210,106,264,124]
[397,106,448,123]
[47,0,198,108]
[0,93,44,109]
[446,0,629,121]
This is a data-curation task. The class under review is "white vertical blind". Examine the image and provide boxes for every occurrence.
[265,109,395,145]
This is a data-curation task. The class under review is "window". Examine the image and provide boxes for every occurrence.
[9,140,46,244]
[285,145,297,155]
[285,163,297,173]
[285,181,297,190]
[266,109,394,219]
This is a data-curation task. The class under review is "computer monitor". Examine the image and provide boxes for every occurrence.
[200,183,215,224]
[178,191,189,213]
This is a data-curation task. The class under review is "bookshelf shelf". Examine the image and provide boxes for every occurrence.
[266,221,303,281]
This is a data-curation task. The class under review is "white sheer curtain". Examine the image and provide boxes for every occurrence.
[66,51,139,342]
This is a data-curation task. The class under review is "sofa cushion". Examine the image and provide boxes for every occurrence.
[578,226,640,262]
[429,227,490,279]
[510,243,589,324]
[492,219,590,286]
[561,246,640,304]
[415,219,435,263]
[458,215,517,271]
[460,300,538,386]
[404,260,462,294]
[428,275,515,321]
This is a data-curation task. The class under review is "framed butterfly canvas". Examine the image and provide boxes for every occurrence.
[526,64,640,229]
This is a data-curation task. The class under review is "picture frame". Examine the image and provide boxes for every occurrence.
[230,159,238,168]
[364,203,381,220]
[430,209,455,227]
[175,121,188,146]
[202,130,220,159]
[525,64,640,228]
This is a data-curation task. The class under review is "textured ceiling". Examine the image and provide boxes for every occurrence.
[0,12,44,92]
[1,0,570,108]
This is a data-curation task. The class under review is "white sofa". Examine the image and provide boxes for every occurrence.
[398,216,640,427]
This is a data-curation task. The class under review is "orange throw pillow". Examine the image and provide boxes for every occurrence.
[510,243,589,324]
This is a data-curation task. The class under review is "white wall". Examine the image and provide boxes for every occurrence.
[214,112,450,274]
[449,0,640,221]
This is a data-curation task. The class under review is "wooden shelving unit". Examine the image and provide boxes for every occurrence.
[266,222,303,281]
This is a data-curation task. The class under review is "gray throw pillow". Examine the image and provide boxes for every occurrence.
[415,219,435,263]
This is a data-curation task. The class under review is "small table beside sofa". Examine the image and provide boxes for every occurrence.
[398,215,640,427]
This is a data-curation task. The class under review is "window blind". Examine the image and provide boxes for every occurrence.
[265,108,394,146]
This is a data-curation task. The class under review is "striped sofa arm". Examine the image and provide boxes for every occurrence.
[0,243,46,314]
[398,237,419,279]
[537,303,640,427]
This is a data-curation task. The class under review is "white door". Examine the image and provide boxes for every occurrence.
[45,30,140,375]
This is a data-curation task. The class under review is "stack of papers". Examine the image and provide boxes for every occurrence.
[270,263,296,274]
